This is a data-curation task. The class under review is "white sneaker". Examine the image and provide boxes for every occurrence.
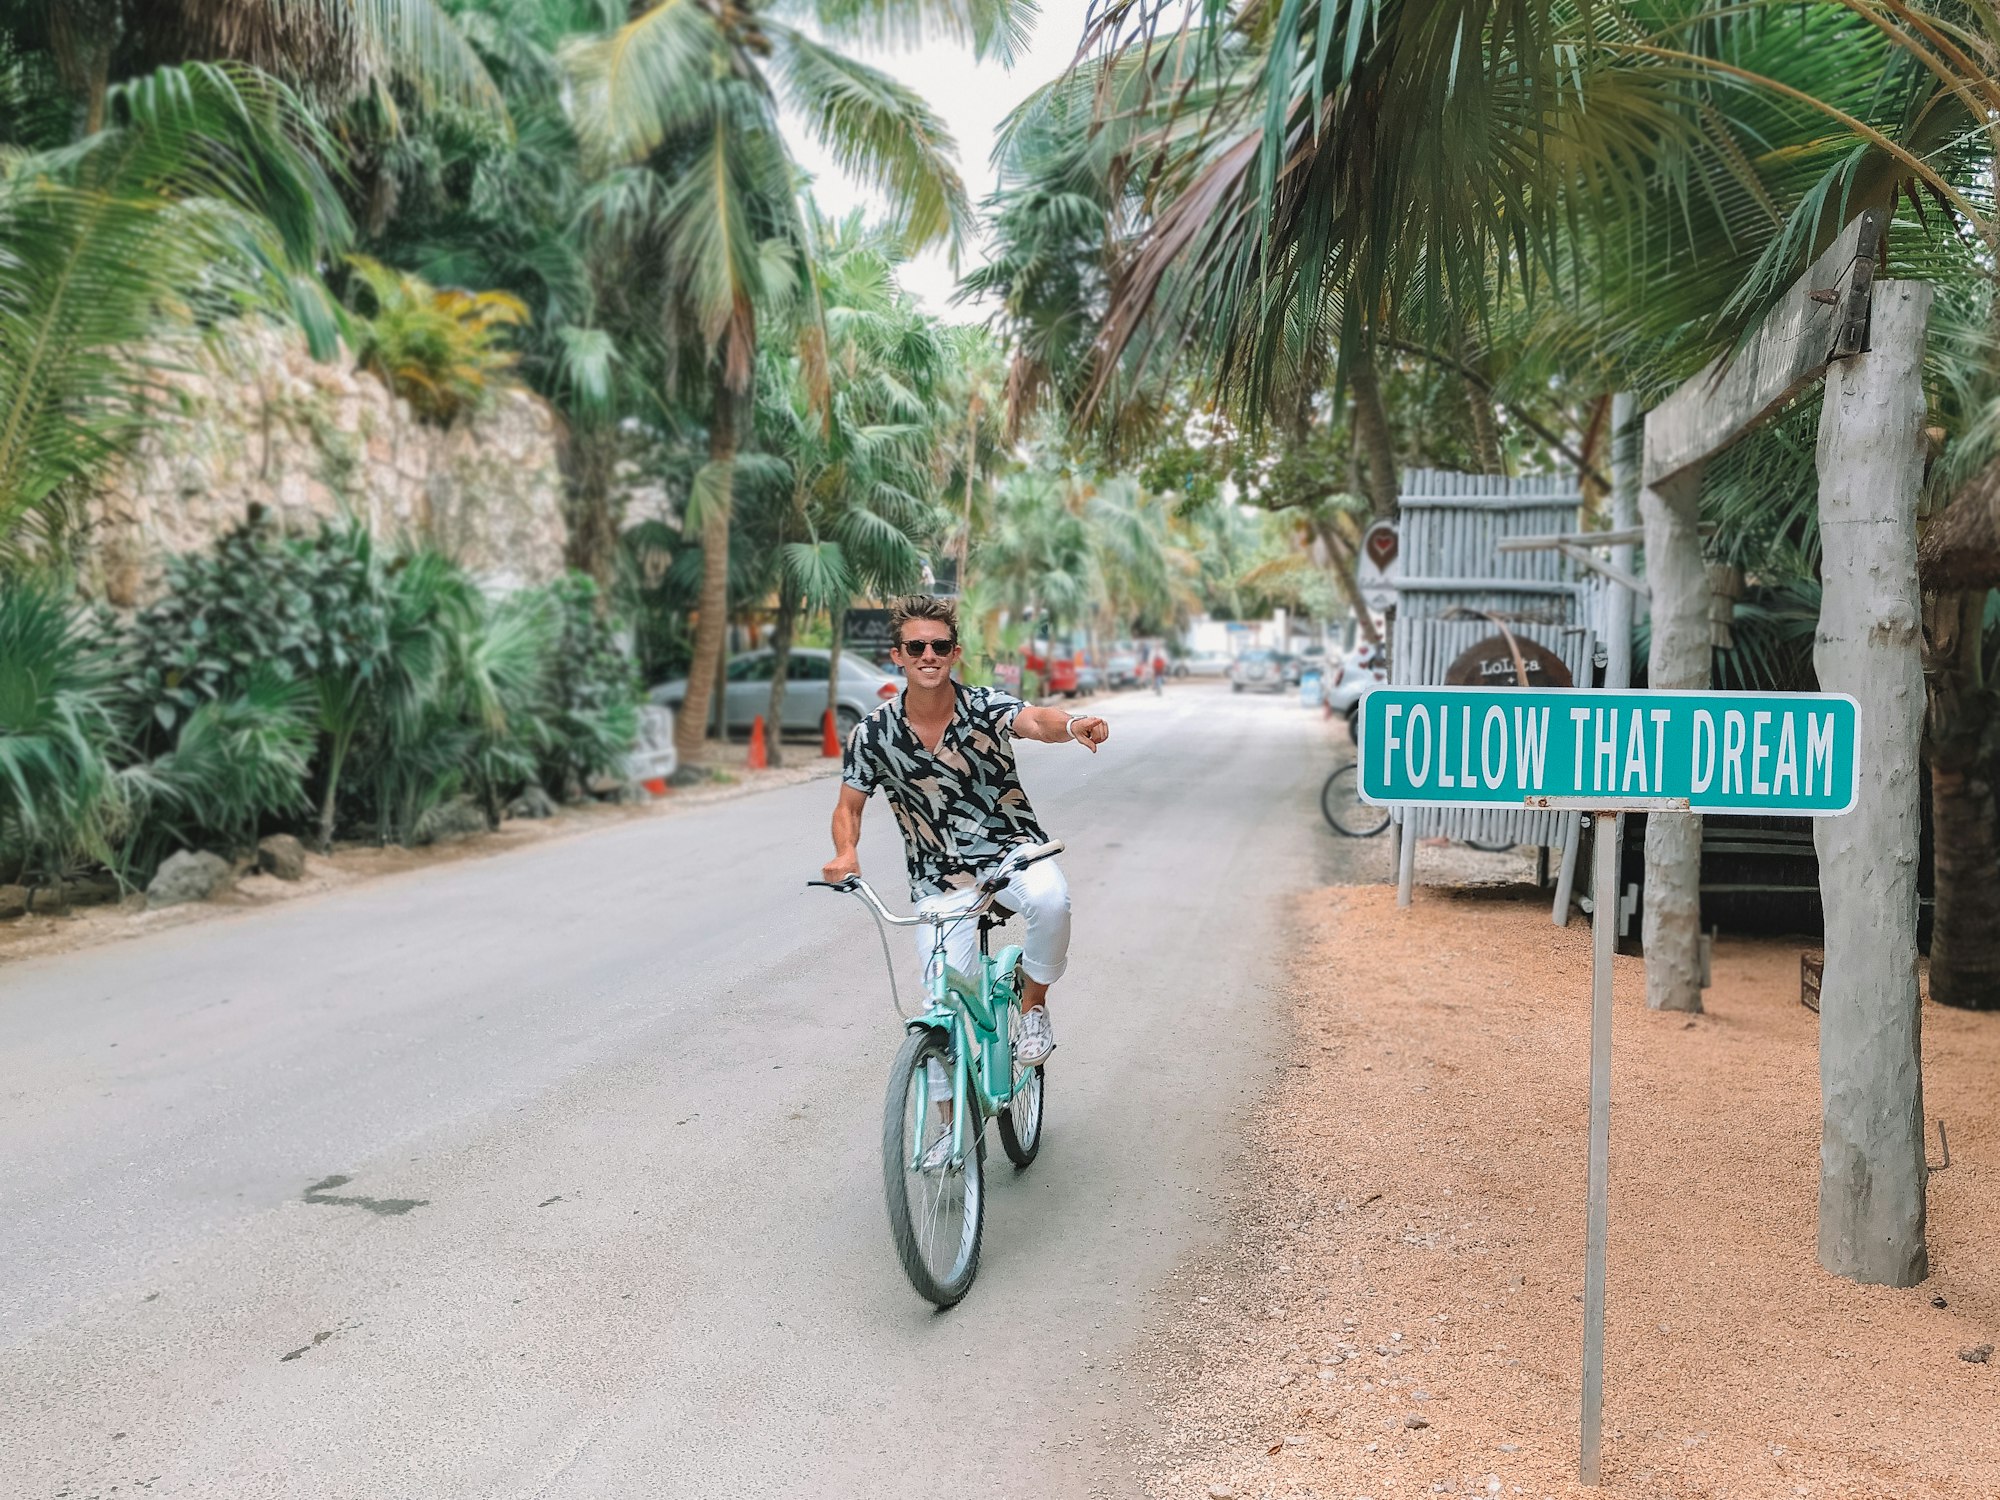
[1014,1006,1056,1067]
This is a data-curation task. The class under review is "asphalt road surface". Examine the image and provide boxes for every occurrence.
[2,684,1354,1499]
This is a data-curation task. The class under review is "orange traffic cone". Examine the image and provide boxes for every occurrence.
[748,715,768,770]
[821,708,842,758]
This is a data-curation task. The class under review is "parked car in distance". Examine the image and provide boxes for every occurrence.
[650,648,899,737]
[1105,651,1140,688]
[1174,650,1231,678]
[1230,650,1289,694]
[1075,659,1105,695]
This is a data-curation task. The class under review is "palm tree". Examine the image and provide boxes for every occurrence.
[0,0,500,134]
[0,61,348,565]
[564,0,1025,764]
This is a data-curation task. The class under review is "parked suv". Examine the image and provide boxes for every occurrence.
[1229,650,1289,694]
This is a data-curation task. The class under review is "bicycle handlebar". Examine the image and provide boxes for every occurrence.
[807,840,1065,928]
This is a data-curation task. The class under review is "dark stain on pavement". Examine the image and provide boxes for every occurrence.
[302,1174,428,1216]
[537,1194,564,1207]
[279,1323,357,1362]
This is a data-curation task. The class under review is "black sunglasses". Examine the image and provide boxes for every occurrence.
[898,638,957,658]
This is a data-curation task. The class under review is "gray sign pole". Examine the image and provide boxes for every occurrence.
[1579,809,1617,1483]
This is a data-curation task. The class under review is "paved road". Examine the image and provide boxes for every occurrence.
[2,685,1350,1499]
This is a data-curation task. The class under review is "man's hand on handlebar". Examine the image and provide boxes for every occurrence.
[822,850,861,885]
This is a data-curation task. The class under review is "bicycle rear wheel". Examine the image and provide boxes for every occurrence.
[882,1027,985,1307]
[1321,763,1390,837]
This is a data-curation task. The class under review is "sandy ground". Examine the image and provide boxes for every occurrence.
[1132,883,1999,1500]
[0,740,840,967]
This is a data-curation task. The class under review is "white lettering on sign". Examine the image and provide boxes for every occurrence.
[1622,709,1649,794]
[1723,710,1747,794]
[1384,703,1405,789]
[1570,706,1591,787]
[1518,707,1550,790]
[1691,710,1716,793]
[1438,704,1455,788]
[1807,713,1835,797]
[1594,709,1617,793]
[1751,710,1773,795]
[1458,706,1475,789]
[1481,705,1507,788]
[1407,705,1433,786]
[1774,714,1799,796]
[1651,710,1670,789]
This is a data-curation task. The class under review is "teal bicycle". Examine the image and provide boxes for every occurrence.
[810,840,1059,1307]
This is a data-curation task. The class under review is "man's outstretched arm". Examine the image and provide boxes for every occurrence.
[824,784,867,882]
[1013,705,1109,752]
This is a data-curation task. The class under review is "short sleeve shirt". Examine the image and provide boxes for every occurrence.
[843,682,1052,900]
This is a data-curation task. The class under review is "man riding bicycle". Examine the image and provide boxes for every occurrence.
[822,594,1109,1067]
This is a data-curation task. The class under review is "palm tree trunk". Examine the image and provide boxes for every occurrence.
[765,578,799,771]
[1311,512,1382,647]
[675,382,735,765]
[959,406,978,595]
[827,605,847,719]
[1459,340,1502,475]
[561,423,619,588]
[1348,349,1400,518]
[1924,588,2000,1008]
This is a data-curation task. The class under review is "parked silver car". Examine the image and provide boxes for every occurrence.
[650,649,900,737]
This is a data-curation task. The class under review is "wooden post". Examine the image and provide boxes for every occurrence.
[1812,280,1931,1286]
[1638,462,1707,1011]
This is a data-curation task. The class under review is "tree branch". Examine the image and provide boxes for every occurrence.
[1385,340,1609,491]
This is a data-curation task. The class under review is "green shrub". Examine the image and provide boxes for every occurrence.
[0,582,124,883]
[125,516,387,747]
[533,573,640,796]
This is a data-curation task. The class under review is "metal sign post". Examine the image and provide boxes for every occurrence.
[1357,685,1862,1486]
[1581,808,1616,1484]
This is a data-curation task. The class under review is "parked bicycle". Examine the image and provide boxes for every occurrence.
[1320,763,1391,837]
[809,840,1060,1307]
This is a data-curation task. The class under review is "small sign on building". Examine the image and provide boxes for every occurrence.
[1357,520,1400,614]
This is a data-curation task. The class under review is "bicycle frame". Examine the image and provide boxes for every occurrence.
[920,923,1029,1138]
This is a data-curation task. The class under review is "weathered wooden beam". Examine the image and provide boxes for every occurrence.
[1643,210,1884,486]
[1553,540,1649,599]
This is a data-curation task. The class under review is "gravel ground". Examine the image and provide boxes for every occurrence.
[1130,883,1999,1500]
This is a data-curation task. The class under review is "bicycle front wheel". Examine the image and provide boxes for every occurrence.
[1321,763,1390,837]
[882,1027,985,1307]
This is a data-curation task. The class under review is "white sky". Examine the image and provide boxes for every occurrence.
[784,0,1097,318]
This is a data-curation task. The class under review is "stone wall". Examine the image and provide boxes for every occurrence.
[86,322,569,604]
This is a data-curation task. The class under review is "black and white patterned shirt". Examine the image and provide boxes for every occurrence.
[843,682,1053,900]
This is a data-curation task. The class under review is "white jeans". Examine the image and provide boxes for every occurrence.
[914,858,1071,990]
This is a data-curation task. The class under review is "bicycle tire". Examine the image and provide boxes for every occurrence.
[882,1027,985,1307]
[1321,763,1390,838]
[997,1061,1044,1168]
[1465,839,1515,853]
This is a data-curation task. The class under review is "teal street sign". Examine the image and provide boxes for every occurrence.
[1357,687,1859,816]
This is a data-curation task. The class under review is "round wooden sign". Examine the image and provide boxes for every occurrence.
[1443,634,1574,688]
